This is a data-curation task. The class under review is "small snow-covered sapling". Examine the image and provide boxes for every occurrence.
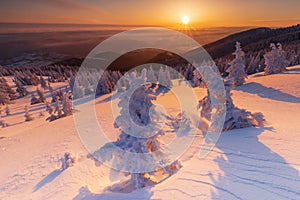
[24,105,34,122]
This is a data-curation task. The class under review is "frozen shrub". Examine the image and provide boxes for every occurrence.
[61,152,76,170]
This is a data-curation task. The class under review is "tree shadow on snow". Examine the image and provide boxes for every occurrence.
[3,104,45,118]
[282,69,300,74]
[33,169,64,192]
[73,186,154,200]
[97,92,122,104]
[236,82,300,103]
[210,127,300,199]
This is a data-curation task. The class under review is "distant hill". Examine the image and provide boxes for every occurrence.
[52,49,186,72]
[201,24,300,59]
[181,24,300,74]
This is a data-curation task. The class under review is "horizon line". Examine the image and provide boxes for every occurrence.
[1,21,298,29]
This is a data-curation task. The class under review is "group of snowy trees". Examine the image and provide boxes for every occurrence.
[0,106,9,127]
[264,43,288,75]
[14,70,39,86]
[197,42,264,131]
[70,66,175,99]
[45,90,72,121]
[0,104,35,125]
[0,65,73,83]
[0,74,73,123]
[0,77,18,105]
[69,69,123,98]
[31,87,46,105]
[196,41,290,88]
[215,41,289,89]
[215,39,298,76]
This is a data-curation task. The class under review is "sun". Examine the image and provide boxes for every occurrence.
[181,15,190,25]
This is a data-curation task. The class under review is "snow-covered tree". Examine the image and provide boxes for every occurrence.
[54,100,63,118]
[226,42,247,86]
[51,90,59,103]
[72,80,85,99]
[116,79,124,92]
[198,79,264,131]
[247,53,261,74]
[39,75,47,89]
[158,66,166,87]
[24,105,34,122]
[48,81,54,93]
[36,87,46,103]
[0,115,8,128]
[183,63,194,82]
[164,66,172,88]
[96,70,113,95]
[147,65,157,84]
[62,91,73,116]
[69,70,76,91]
[45,102,56,121]
[30,87,46,105]
[95,72,181,191]
[30,94,39,105]
[193,69,202,87]
[5,105,10,116]
[140,68,147,83]
[15,79,28,97]
[264,43,279,75]
[0,91,10,105]
[277,43,288,72]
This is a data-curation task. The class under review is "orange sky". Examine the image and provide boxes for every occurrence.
[0,0,299,27]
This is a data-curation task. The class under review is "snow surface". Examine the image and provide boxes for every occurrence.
[0,66,300,199]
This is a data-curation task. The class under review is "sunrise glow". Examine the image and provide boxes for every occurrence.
[181,16,190,25]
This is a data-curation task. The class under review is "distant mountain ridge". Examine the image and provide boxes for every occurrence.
[201,24,300,59]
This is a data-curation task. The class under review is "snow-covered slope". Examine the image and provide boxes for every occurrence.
[0,66,300,200]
